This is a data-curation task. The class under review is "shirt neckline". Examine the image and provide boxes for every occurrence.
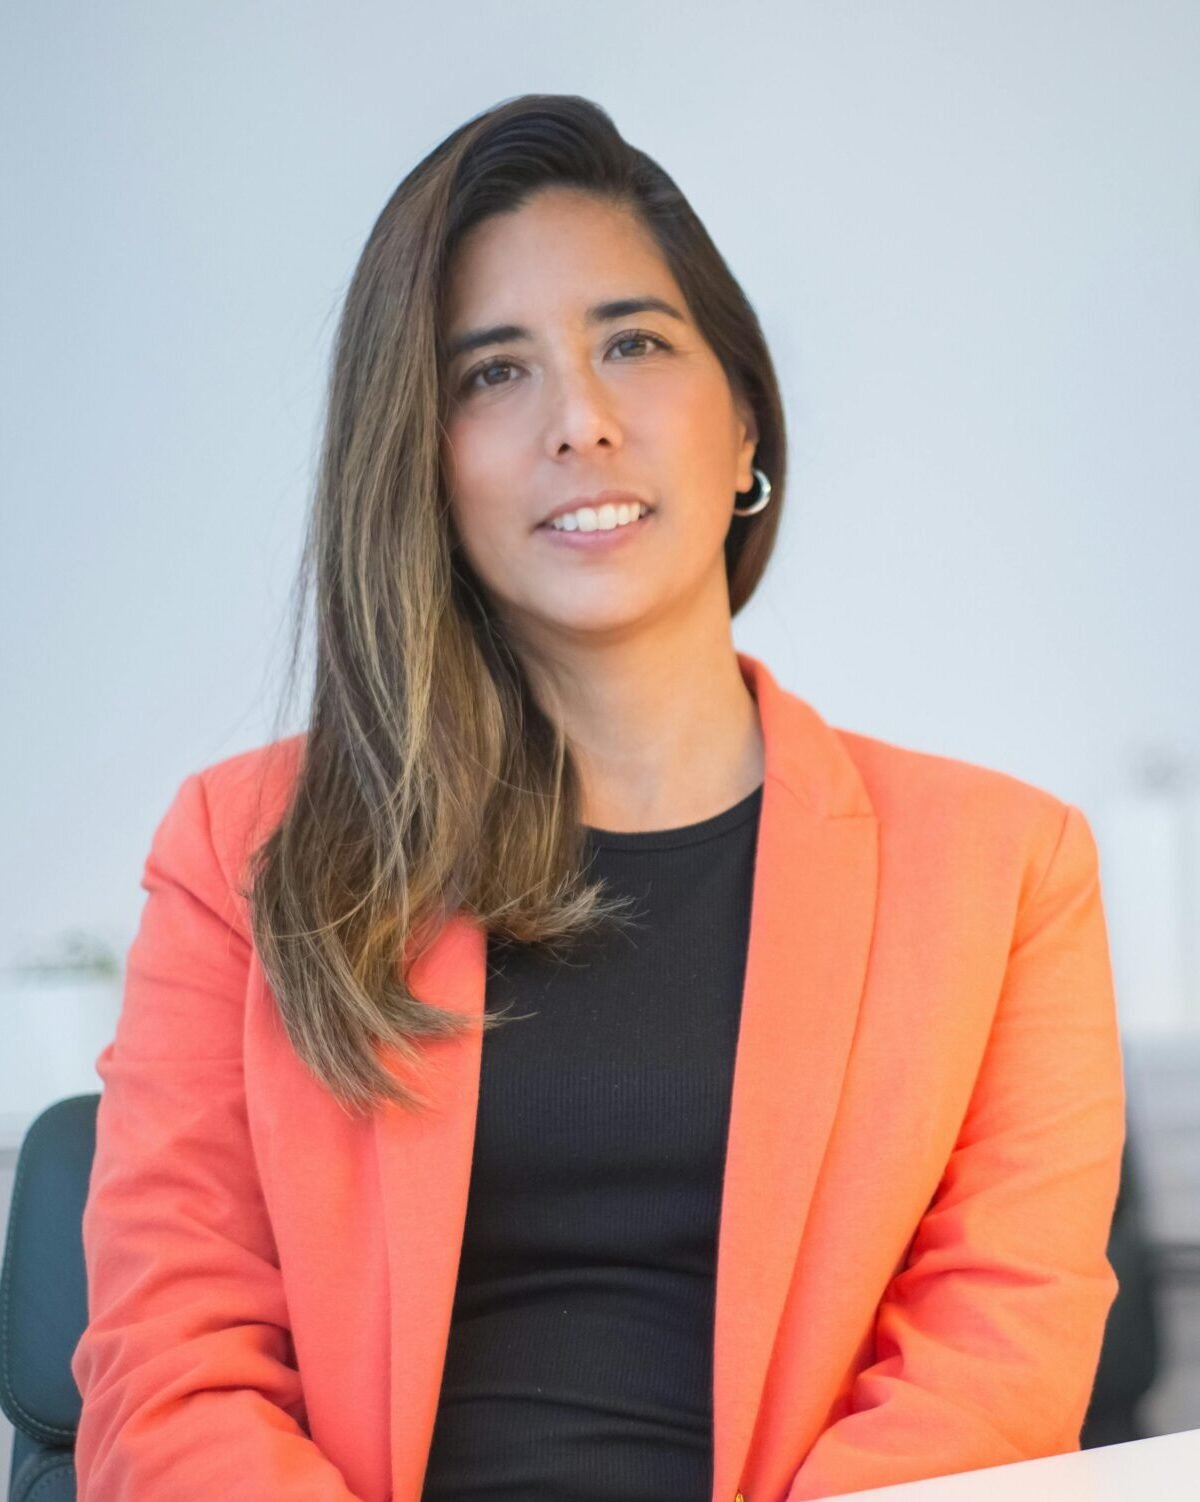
[583,780,764,853]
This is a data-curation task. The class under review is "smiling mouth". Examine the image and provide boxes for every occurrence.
[534,510,658,552]
[537,506,657,533]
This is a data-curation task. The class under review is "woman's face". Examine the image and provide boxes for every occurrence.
[439,187,758,653]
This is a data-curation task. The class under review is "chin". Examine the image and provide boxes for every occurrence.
[535,600,655,638]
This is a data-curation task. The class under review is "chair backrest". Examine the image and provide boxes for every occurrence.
[0,1094,96,1501]
[0,1093,1164,1499]
[1081,1132,1165,1447]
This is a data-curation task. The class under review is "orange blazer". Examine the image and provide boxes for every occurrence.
[70,651,1126,1502]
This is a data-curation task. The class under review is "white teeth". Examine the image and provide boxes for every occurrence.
[549,502,649,532]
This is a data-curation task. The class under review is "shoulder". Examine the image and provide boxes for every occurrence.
[833,721,1063,820]
[202,731,306,868]
[826,718,1085,902]
[760,663,1075,875]
[151,734,307,934]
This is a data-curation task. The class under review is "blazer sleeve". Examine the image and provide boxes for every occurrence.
[69,771,364,1501]
[785,801,1127,1500]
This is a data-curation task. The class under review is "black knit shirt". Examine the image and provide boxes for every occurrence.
[420,780,764,1502]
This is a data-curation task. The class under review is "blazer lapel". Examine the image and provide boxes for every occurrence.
[711,653,879,1501]
[373,911,489,1502]
[371,651,880,1502]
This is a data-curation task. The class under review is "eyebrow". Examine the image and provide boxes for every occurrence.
[444,295,688,363]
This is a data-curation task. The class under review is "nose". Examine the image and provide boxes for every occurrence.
[543,359,625,458]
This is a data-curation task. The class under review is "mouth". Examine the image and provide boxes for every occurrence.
[535,507,658,548]
[536,503,657,531]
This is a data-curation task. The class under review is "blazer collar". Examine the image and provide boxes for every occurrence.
[373,651,880,1502]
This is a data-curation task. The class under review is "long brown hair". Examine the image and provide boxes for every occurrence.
[244,93,789,1119]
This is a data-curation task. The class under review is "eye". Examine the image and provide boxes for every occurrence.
[460,357,519,395]
[457,329,670,396]
[610,330,670,360]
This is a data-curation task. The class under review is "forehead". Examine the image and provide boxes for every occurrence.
[442,190,679,321]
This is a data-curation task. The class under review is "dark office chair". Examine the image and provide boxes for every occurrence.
[0,1094,1167,1500]
[1,1095,94,1501]
[1081,1132,1165,1448]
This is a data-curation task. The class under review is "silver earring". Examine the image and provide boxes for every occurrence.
[732,466,772,516]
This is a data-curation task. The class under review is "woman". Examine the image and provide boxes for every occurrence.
[71,94,1126,1502]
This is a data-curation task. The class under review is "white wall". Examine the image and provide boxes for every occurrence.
[2,1,1198,1009]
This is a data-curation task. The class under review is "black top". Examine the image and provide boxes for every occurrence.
[420,781,764,1502]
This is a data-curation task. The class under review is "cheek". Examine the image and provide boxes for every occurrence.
[449,488,503,571]
[442,441,522,581]
[443,411,525,503]
[656,402,741,520]
[690,382,738,455]
[442,427,500,545]
[644,375,734,463]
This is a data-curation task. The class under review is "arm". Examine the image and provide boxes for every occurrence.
[786,802,1127,1499]
[70,771,364,1501]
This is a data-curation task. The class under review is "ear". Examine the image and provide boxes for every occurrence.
[735,396,760,491]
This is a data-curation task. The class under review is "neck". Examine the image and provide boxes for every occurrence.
[517,622,765,834]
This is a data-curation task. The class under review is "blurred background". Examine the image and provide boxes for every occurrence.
[1,0,1197,1480]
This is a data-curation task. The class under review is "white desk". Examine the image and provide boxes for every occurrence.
[841,1427,1199,1498]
